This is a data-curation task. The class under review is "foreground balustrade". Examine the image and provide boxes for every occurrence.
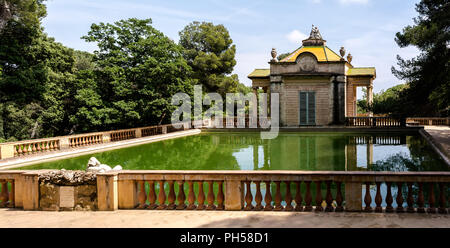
[112,171,449,213]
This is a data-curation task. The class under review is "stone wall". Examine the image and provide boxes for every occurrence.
[279,79,333,126]
[38,170,97,211]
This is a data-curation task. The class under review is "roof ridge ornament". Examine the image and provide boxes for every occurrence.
[302,25,326,46]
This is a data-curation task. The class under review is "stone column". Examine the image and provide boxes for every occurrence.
[261,87,268,118]
[345,182,362,211]
[118,180,138,209]
[97,172,118,211]
[22,172,40,210]
[367,84,373,117]
[0,144,15,159]
[224,175,245,210]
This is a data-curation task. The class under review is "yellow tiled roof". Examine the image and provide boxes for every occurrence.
[248,69,270,78]
[347,67,376,77]
[280,46,342,62]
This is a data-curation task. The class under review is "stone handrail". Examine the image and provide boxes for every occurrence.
[111,170,449,213]
[406,117,450,126]
[346,117,406,127]
[0,170,448,213]
[0,122,194,160]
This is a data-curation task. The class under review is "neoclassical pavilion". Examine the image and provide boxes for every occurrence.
[248,26,376,126]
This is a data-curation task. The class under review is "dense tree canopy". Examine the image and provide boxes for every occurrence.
[392,0,450,116]
[179,21,248,96]
[75,18,194,131]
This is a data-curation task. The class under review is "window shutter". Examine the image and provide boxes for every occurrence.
[307,92,315,125]
[299,92,307,125]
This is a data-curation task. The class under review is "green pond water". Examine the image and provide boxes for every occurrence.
[17,132,449,171]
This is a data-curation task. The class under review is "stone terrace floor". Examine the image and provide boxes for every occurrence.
[423,126,450,161]
[0,209,449,228]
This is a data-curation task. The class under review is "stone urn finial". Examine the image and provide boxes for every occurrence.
[340,47,346,57]
[347,53,353,63]
[271,48,278,62]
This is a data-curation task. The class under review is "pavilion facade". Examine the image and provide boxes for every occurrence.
[248,26,376,126]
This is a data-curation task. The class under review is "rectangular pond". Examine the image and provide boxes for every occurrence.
[16,131,448,172]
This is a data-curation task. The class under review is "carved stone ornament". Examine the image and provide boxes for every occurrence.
[271,48,278,62]
[347,53,353,63]
[297,54,316,72]
[302,25,326,46]
[340,47,346,57]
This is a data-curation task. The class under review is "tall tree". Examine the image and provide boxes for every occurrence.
[0,0,77,140]
[179,21,246,95]
[77,18,193,132]
[392,0,450,116]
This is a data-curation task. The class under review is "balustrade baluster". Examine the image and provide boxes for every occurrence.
[315,181,323,212]
[7,180,14,207]
[385,182,394,213]
[147,181,157,209]
[294,181,303,211]
[176,181,186,210]
[186,181,196,210]
[197,181,206,210]
[438,183,447,214]
[274,181,283,211]
[27,144,32,154]
[36,142,41,152]
[49,141,54,150]
[216,181,224,210]
[137,181,147,209]
[427,182,436,213]
[407,182,415,213]
[375,182,382,212]
[206,181,216,210]
[0,181,9,207]
[284,181,293,211]
[244,181,254,210]
[167,181,176,210]
[325,181,334,212]
[264,181,273,211]
[417,182,425,213]
[335,182,343,212]
[31,143,36,153]
[396,182,404,213]
[156,181,167,210]
[17,145,22,156]
[364,182,372,212]
[304,181,312,211]
[254,181,263,210]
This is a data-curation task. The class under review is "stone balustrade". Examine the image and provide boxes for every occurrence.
[218,117,271,128]
[346,117,405,127]
[0,170,448,213]
[0,122,197,160]
[406,117,450,126]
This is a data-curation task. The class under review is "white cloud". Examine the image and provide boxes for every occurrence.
[286,30,308,44]
[339,0,369,4]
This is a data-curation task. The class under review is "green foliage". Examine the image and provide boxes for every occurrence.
[0,1,248,141]
[77,18,194,131]
[358,84,407,115]
[179,21,246,95]
[392,0,450,116]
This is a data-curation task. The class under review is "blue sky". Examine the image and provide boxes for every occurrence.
[42,0,421,96]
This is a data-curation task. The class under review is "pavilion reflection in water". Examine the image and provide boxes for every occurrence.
[211,134,407,171]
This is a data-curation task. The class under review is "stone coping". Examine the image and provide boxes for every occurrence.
[0,129,201,170]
